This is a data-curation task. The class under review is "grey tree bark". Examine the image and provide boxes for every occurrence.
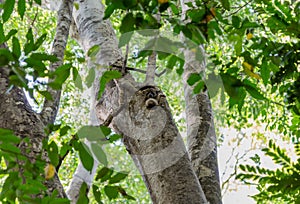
[66,0,208,203]
[0,0,73,198]
[181,0,222,203]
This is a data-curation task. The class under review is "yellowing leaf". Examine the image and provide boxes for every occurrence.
[246,33,253,40]
[242,62,261,80]
[243,62,253,71]
[44,164,56,180]
[158,0,168,4]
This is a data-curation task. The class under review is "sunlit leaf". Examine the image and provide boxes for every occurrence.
[2,0,15,23]
[104,185,119,200]
[78,142,94,172]
[17,0,26,19]
[109,172,128,184]
[77,182,89,204]
[220,0,230,11]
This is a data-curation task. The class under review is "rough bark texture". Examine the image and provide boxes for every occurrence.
[0,0,74,199]
[67,0,208,203]
[41,0,74,125]
[181,1,222,203]
[0,65,66,198]
[66,0,122,202]
[97,75,208,204]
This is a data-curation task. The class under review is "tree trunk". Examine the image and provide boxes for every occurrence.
[0,64,66,198]
[67,0,208,203]
[0,0,73,198]
[181,0,222,203]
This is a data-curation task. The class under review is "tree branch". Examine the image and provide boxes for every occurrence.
[145,51,157,85]
[40,0,74,125]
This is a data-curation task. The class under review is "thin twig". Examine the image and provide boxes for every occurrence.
[122,44,129,75]
[224,0,253,18]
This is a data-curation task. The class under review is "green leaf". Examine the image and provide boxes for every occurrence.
[0,143,20,154]
[232,16,241,28]
[98,70,122,99]
[120,13,135,34]
[48,141,59,167]
[5,29,17,41]
[73,68,83,90]
[95,167,110,180]
[17,0,26,19]
[0,128,13,136]
[49,64,72,88]
[0,129,20,144]
[260,61,270,86]
[169,3,179,15]
[87,45,100,57]
[118,32,133,48]
[78,142,94,172]
[0,23,5,44]
[77,125,107,141]
[100,168,114,182]
[30,53,58,62]
[85,68,95,88]
[104,185,119,200]
[187,73,201,86]
[12,37,21,59]
[25,57,47,75]
[91,143,108,166]
[234,38,242,56]
[244,84,266,100]
[92,185,102,203]
[108,134,122,143]
[0,48,14,66]
[77,182,89,204]
[74,2,79,10]
[34,0,41,5]
[100,125,111,136]
[2,0,15,22]
[193,80,205,94]
[24,28,34,55]
[34,34,47,51]
[59,126,71,136]
[166,55,177,70]
[38,91,52,101]
[220,73,243,99]
[117,186,136,200]
[221,0,230,10]
[187,9,206,23]
[109,172,128,184]
[103,4,115,20]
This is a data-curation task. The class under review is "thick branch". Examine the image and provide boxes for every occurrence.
[66,0,123,202]
[0,64,66,198]
[181,0,222,203]
[40,0,74,125]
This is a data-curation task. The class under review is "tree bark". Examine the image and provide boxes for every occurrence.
[181,0,222,203]
[98,80,208,203]
[41,0,74,125]
[67,0,208,203]
[66,0,122,201]
[0,0,74,198]
[0,64,66,198]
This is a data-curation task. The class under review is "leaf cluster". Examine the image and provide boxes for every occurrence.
[237,140,300,203]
